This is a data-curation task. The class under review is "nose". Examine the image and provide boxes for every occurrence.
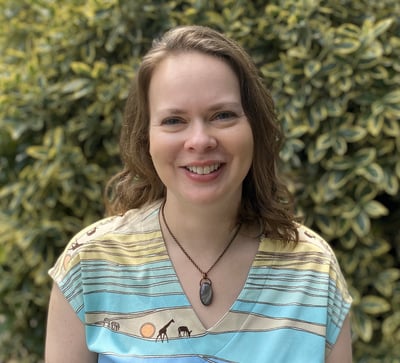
[184,120,217,151]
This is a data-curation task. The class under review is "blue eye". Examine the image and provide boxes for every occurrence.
[214,111,236,120]
[161,117,183,125]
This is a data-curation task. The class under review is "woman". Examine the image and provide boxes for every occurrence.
[46,25,352,362]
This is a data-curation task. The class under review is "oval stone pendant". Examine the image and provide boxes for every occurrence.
[199,277,213,306]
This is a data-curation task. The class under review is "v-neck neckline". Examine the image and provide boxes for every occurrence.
[155,205,266,332]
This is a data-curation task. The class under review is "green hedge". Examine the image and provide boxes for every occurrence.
[0,0,399,362]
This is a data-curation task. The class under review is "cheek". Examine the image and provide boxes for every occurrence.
[149,132,178,166]
[148,131,165,162]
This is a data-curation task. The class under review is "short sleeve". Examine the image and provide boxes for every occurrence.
[49,232,88,322]
[297,225,352,355]
[48,216,117,322]
[326,250,352,350]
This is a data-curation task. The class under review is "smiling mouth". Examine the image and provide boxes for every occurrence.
[185,163,222,175]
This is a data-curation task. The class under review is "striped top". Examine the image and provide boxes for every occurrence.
[49,201,352,363]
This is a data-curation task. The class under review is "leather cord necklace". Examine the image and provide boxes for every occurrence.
[161,203,241,306]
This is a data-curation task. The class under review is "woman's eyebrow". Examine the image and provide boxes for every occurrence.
[155,102,242,116]
[207,102,242,111]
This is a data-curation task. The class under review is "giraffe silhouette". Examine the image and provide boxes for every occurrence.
[156,319,175,342]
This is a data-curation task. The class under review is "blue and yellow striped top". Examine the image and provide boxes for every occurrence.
[49,201,352,363]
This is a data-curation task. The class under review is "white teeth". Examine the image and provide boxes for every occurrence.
[186,164,220,175]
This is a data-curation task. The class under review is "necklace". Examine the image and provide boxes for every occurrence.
[161,203,241,306]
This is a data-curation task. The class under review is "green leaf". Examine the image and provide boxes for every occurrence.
[287,125,309,138]
[91,61,108,78]
[335,217,352,238]
[360,41,384,60]
[307,144,328,164]
[316,133,332,150]
[371,101,385,115]
[326,99,345,117]
[357,163,384,184]
[315,214,336,237]
[338,125,367,142]
[205,10,225,26]
[310,181,337,204]
[310,102,328,122]
[70,61,92,76]
[340,229,358,249]
[290,139,305,152]
[325,156,354,170]
[355,72,371,85]
[333,38,361,55]
[363,200,389,218]
[26,146,49,160]
[339,199,359,218]
[328,70,341,84]
[327,170,352,190]
[304,60,321,78]
[69,84,94,100]
[383,172,399,196]
[337,77,352,92]
[307,111,320,133]
[336,23,360,38]
[352,308,373,342]
[382,312,400,337]
[260,61,281,78]
[360,295,391,315]
[61,78,91,94]
[369,237,391,257]
[371,18,394,39]
[367,115,385,136]
[374,281,395,298]
[352,211,370,237]
[332,137,347,156]
[378,268,400,282]
[355,180,378,202]
[374,268,400,297]
[370,65,389,80]
[383,118,400,137]
[383,89,400,104]
[340,250,360,275]
[287,46,309,59]
[353,148,376,166]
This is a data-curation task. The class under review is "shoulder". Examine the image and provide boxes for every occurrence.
[296,224,337,257]
[261,224,335,257]
[259,224,342,276]
[67,201,162,247]
[49,201,162,282]
[296,225,352,303]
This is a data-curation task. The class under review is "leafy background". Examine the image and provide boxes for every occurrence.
[0,0,399,362]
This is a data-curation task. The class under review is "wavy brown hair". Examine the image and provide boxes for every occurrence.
[105,25,298,244]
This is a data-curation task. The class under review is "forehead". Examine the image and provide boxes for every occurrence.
[152,50,237,80]
[148,51,240,105]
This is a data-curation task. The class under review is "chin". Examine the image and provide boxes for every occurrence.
[182,191,237,207]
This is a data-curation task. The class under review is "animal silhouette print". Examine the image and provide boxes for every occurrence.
[102,317,120,331]
[156,319,175,342]
[178,326,192,337]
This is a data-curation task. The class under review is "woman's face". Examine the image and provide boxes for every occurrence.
[148,51,254,208]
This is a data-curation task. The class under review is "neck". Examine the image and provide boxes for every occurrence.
[161,197,240,253]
